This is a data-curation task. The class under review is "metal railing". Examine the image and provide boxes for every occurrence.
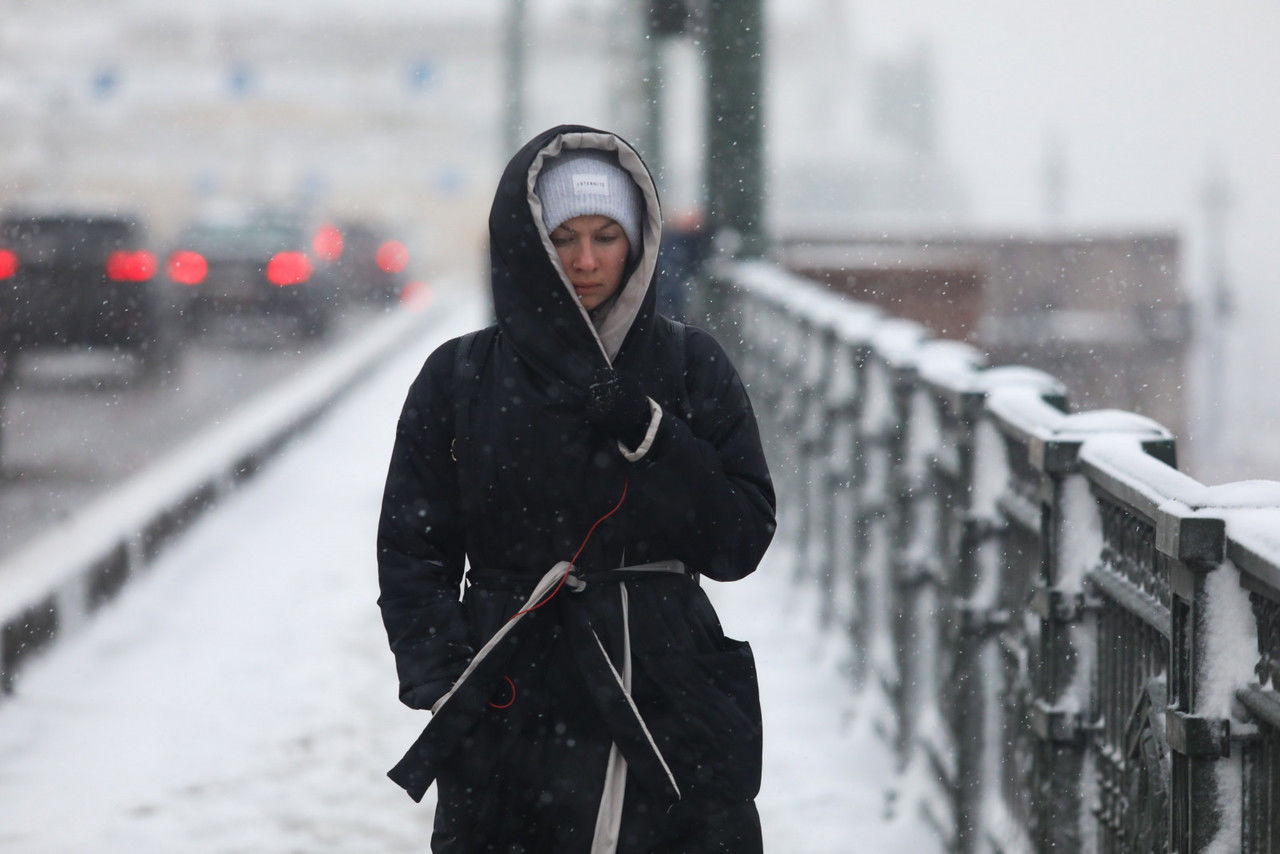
[710,260,1280,853]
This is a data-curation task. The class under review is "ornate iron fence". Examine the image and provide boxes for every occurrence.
[710,260,1280,853]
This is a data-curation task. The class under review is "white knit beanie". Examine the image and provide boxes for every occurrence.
[535,150,644,259]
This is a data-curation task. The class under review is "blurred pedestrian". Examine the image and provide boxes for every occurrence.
[377,124,775,852]
[653,208,708,323]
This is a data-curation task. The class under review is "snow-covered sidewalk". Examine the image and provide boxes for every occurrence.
[0,285,939,853]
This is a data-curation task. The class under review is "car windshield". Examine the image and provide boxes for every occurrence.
[179,219,306,258]
[1,216,134,260]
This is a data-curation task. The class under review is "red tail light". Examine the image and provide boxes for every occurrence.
[376,240,409,274]
[105,250,157,282]
[312,224,344,262]
[166,250,208,285]
[399,279,431,309]
[266,251,312,286]
[0,249,17,279]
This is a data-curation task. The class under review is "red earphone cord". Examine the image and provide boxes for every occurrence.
[488,476,629,709]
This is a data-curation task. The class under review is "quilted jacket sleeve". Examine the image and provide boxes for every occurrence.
[625,327,776,582]
[376,338,474,710]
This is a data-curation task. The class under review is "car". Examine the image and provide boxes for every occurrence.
[327,218,415,304]
[0,207,184,378]
[164,207,342,339]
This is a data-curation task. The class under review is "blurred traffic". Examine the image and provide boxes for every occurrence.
[168,206,341,339]
[1,203,425,350]
[1,207,180,380]
[0,202,431,557]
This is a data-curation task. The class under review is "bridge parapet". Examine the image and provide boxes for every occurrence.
[0,303,443,699]
[711,260,1280,853]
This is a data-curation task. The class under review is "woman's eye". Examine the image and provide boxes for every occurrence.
[551,235,571,247]
[595,233,619,244]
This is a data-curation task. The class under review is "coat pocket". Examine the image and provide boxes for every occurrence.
[645,637,763,805]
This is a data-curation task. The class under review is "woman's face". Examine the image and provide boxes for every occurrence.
[549,214,630,311]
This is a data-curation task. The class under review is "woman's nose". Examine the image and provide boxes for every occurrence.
[573,240,596,269]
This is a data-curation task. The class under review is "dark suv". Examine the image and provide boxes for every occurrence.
[0,209,183,377]
[164,208,341,338]
[329,218,414,304]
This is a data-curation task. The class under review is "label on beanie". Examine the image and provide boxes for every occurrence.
[572,174,610,196]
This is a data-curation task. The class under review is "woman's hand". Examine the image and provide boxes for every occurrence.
[585,368,651,449]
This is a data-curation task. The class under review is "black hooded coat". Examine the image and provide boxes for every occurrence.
[377,125,776,853]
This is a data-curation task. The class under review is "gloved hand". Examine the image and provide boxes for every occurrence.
[585,367,652,449]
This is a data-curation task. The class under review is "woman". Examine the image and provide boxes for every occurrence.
[377,124,775,852]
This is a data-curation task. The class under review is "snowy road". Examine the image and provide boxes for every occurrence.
[0,306,391,560]
[0,283,938,853]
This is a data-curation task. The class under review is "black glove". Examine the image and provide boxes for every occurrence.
[585,367,652,449]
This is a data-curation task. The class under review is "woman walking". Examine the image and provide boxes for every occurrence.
[377,124,775,852]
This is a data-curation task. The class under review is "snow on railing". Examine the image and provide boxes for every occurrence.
[0,301,444,698]
[710,260,1280,854]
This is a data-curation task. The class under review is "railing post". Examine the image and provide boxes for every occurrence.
[956,386,1035,853]
[859,322,926,760]
[1061,430,1179,853]
[1158,505,1231,851]
[952,383,998,854]
[1233,536,1280,852]
[1028,438,1097,851]
[887,360,920,763]
[938,372,1065,853]
[922,368,990,851]
[812,324,843,629]
[846,337,875,688]
[795,322,833,589]
[786,322,809,552]
[892,342,989,842]
[823,333,862,640]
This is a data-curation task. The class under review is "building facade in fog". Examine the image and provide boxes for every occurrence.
[781,231,1189,437]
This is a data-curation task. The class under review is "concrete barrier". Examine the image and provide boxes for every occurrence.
[0,297,453,696]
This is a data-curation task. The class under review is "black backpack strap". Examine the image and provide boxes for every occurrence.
[665,317,695,423]
[663,319,700,587]
[451,325,498,464]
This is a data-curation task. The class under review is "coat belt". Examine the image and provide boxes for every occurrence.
[390,559,686,810]
[466,559,688,593]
